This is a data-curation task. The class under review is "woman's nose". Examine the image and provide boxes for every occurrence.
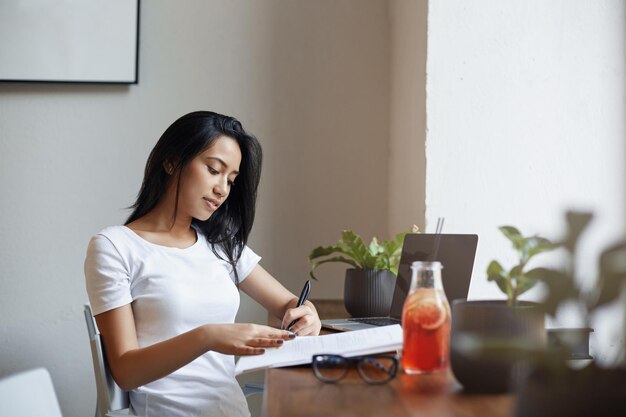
[214,178,227,196]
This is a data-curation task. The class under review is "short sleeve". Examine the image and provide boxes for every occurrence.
[84,234,133,316]
[233,245,261,284]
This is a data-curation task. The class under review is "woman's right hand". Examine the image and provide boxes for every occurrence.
[205,323,294,355]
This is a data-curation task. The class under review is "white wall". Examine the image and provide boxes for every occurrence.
[0,1,390,416]
[426,0,625,361]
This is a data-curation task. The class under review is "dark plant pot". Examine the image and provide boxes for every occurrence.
[516,364,626,417]
[343,269,396,317]
[450,300,546,393]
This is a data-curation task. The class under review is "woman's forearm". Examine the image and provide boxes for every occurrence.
[111,325,211,391]
[105,322,290,391]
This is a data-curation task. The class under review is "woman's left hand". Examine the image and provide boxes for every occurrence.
[281,301,321,336]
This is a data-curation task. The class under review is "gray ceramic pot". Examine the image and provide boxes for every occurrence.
[343,269,396,317]
[450,300,546,393]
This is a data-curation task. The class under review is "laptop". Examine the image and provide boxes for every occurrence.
[321,233,479,331]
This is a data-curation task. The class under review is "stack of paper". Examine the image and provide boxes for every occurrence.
[235,324,402,375]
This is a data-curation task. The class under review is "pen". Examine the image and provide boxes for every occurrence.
[286,280,311,331]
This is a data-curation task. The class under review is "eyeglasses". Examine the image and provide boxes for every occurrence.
[311,354,398,384]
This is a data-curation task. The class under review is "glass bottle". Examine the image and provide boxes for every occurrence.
[401,261,451,374]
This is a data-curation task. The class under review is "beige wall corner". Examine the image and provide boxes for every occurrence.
[389,0,428,236]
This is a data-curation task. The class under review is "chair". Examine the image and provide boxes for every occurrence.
[0,367,63,417]
[83,304,130,417]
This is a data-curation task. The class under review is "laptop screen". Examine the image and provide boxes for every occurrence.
[388,234,479,319]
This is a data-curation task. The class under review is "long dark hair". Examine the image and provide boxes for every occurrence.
[126,111,262,284]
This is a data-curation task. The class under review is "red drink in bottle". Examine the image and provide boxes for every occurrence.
[402,262,451,374]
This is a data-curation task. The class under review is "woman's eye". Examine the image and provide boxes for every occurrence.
[208,166,218,175]
[227,179,235,187]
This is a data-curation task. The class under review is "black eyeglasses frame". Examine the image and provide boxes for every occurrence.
[311,353,399,384]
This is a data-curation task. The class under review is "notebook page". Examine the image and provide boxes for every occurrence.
[235,324,402,375]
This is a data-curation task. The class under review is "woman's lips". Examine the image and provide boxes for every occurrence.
[203,197,220,211]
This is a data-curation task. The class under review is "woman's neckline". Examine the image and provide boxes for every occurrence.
[121,225,201,251]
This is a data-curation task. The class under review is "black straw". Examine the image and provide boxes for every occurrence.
[429,217,445,261]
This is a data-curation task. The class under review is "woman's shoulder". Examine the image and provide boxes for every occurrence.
[87,225,140,254]
[92,225,132,242]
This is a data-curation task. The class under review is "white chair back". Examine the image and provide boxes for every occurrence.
[0,367,63,417]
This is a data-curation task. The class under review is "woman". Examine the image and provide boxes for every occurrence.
[85,111,321,417]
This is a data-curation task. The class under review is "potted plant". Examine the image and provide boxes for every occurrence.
[515,211,626,417]
[485,226,555,307]
[450,226,556,393]
[308,226,418,317]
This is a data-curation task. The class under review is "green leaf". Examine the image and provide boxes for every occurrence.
[373,256,388,271]
[510,264,524,278]
[341,230,375,268]
[368,237,384,257]
[509,265,529,305]
[499,226,525,252]
[380,232,406,269]
[596,240,626,307]
[525,236,556,260]
[487,260,504,279]
[515,274,538,298]
[309,256,360,280]
[309,243,364,265]
[308,245,342,261]
[487,260,509,295]
[524,267,547,279]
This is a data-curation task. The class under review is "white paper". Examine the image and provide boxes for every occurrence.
[234,324,403,375]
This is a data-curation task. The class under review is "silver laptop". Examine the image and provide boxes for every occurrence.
[321,233,479,331]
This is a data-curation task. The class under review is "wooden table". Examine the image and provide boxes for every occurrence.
[262,366,514,417]
[262,299,515,417]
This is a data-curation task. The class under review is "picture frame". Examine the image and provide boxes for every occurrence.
[0,0,140,84]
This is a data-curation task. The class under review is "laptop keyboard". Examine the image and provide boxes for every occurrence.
[347,317,401,326]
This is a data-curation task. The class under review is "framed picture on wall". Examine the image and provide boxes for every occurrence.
[0,0,140,84]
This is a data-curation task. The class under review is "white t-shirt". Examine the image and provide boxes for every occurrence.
[84,225,261,417]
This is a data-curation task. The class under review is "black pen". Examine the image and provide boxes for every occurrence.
[286,280,311,331]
